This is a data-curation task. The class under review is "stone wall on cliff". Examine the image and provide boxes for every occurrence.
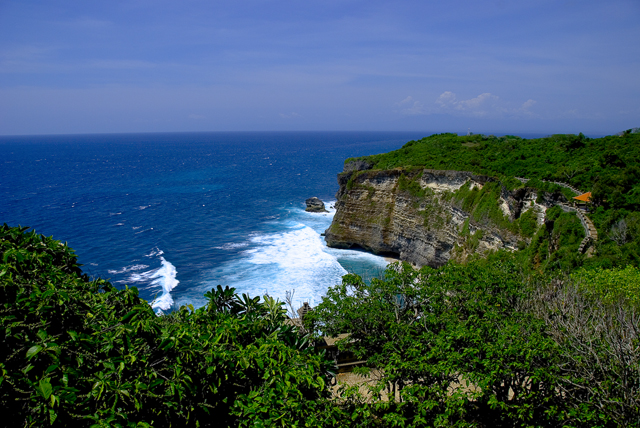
[325,162,560,268]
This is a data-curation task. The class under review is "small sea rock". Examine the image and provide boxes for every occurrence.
[305,197,328,213]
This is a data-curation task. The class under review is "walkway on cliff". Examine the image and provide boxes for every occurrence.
[515,177,596,255]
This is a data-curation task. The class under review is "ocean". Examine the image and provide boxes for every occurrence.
[0,132,426,312]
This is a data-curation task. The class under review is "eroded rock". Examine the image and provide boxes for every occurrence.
[325,168,539,268]
[305,197,328,213]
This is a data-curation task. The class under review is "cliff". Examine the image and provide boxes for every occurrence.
[325,162,562,268]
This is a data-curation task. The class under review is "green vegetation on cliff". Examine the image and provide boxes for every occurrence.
[346,131,640,271]
[348,131,640,211]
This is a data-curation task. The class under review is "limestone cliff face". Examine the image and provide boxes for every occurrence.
[325,163,560,268]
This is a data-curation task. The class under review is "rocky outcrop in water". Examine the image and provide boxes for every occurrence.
[324,162,559,268]
[305,197,328,213]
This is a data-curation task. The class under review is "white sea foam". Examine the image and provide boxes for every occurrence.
[149,257,180,312]
[145,248,164,257]
[200,224,346,308]
[214,242,250,250]
[180,199,388,311]
[113,250,179,313]
[108,264,149,275]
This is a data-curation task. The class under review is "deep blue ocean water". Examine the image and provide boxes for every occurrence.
[1,132,427,312]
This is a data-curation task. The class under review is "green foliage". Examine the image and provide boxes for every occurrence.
[451,181,542,239]
[346,130,640,270]
[310,259,640,426]
[352,132,640,209]
[3,225,639,426]
[518,207,538,238]
[571,265,640,306]
[528,276,640,426]
[0,225,335,427]
[308,260,561,426]
[516,206,584,272]
[348,132,640,219]
[586,210,640,269]
[397,173,426,198]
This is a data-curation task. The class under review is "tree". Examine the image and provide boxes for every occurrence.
[308,261,560,426]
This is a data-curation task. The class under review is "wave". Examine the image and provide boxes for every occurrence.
[145,248,164,257]
[113,250,179,313]
[149,257,179,312]
[164,198,385,312]
[198,223,345,308]
[189,198,382,309]
[108,264,149,275]
[213,242,250,250]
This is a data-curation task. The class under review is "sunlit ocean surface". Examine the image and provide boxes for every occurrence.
[1,132,426,312]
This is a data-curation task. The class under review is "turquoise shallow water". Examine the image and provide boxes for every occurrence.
[1,131,426,311]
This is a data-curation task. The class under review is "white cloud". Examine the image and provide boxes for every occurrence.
[434,91,537,118]
[395,96,426,115]
[521,99,536,110]
[395,96,414,106]
[436,91,500,117]
[519,99,537,117]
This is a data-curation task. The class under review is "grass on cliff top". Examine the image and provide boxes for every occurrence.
[346,131,640,212]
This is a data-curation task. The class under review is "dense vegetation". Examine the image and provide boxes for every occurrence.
[308,258,640,427]
[3,224,640,427]
[0,225,335,427]
[348,130,640,211]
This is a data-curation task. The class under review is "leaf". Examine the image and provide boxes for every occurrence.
[26,345,43,359]
[122,309,138,322]
[37,378,53,400]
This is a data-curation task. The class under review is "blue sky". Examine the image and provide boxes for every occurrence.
[0,0,638,135]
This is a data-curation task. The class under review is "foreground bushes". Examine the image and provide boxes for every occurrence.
[2,225,639,427]
[0,225,333,427]
[308,261,640,427]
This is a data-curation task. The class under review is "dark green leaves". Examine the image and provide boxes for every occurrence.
[1,225,335,427]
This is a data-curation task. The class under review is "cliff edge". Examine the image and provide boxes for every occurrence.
[325,161,562,267]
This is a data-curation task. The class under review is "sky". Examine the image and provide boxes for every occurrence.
[0,0,639,136]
